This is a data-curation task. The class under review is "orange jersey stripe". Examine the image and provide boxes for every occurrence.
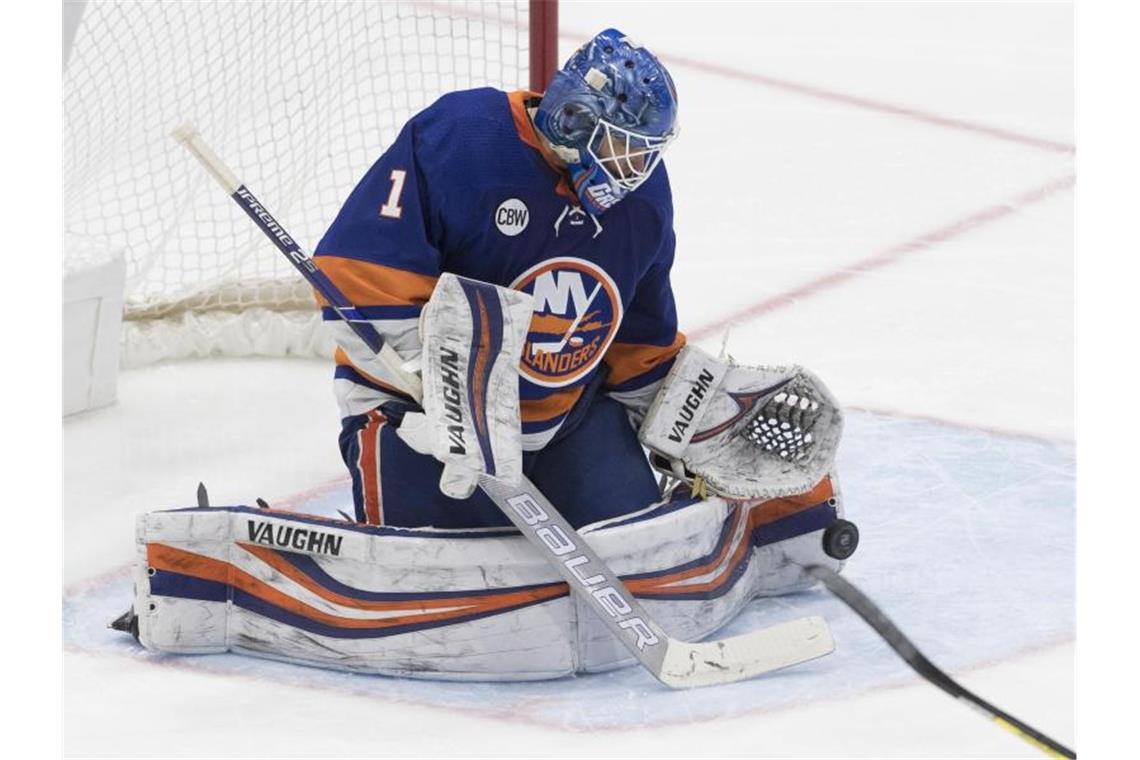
[314,255,437,308]
[604,332,686,387]
[520,386,585,423]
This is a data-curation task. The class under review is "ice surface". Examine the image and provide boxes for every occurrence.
[63,2,1073,756]
[64,411,1073,730]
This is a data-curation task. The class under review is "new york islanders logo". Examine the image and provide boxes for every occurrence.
[510,257,623,388]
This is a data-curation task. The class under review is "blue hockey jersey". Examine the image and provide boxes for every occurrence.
[314,88,685,450]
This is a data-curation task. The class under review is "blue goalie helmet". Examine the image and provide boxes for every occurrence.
[535,28,679,215]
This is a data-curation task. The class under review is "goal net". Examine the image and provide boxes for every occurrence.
[64,0,555,366]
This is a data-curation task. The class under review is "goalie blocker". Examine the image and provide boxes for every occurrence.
[393,272,534,499]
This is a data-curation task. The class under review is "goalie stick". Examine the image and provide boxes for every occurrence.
[172,124,834,689]
[807,565,1075,758]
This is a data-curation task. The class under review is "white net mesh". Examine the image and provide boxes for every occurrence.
[64,0,532,365]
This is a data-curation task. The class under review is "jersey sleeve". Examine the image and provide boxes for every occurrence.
[602,224,686,423]
[314,119,442,418]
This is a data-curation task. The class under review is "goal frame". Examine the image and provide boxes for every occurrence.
[529,0,560,92]
[64,0,561,367]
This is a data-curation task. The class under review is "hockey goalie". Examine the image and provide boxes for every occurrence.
[115,29,859,683]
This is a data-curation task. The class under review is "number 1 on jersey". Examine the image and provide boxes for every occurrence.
[379,169,407,219]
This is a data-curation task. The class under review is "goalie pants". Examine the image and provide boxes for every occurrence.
[338,394,662,529]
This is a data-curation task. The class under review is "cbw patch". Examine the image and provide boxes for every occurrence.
[494,198,529,236]
[509,257,623,388]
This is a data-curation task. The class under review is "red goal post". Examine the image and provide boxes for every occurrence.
[64,0,560,366]
[530,0,560,93]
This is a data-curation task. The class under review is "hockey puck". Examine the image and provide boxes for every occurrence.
[822,519,859,560]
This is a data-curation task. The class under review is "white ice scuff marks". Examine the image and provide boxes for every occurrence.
[63,410,1074,730]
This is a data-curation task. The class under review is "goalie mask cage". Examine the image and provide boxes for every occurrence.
[64,0,560,367]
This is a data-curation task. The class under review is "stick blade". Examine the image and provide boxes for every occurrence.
[656,615,834,689]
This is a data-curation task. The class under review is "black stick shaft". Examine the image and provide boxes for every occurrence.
[807,565,1074,759]
[228,183,384,355]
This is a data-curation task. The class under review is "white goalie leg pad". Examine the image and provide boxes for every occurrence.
[131,479,846,681]
[397,273,534,498]
[639,344,844,500]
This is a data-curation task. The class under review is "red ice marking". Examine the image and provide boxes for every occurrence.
[555,26,1074,155]
[256,474,350,512]
[413,3,1074,154]
[847,405,1074,447]
[657,54,1075,154]
[686,174,1075,343]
